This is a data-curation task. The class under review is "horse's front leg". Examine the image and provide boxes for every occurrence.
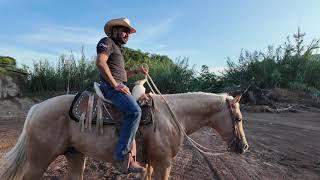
[143,164,153,180]
[152,161,172,180]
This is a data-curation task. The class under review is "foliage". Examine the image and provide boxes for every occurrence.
[0,56,16,67]
[192,65,222,92]
[28,51,98,93]
[7,30,320,96]
[223,34,320,94]
[0,56,28,90]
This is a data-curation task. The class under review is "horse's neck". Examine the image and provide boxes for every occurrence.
[162,93,225,135]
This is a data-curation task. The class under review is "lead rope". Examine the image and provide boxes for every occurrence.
[145,72,228,156]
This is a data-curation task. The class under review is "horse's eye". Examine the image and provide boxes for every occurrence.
[235,117,241,122]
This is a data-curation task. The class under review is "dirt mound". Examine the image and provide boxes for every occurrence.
[240,88,320,113]
[269,88,314,103]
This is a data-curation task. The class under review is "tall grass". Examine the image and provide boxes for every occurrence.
[20,32,320,96]
[223,35,320,95]
[28,53,98,93]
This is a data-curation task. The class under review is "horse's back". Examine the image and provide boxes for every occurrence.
[38,94,75,109]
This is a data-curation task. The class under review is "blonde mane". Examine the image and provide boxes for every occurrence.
[157,92,233,111]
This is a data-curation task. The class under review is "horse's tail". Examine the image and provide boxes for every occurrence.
[0,105,35,180]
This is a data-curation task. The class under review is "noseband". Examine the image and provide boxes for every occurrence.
[226,98,242,149]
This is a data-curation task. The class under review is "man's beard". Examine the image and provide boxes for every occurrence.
[117,36,128,44]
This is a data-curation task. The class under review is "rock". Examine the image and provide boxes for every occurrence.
[0,75,21,99]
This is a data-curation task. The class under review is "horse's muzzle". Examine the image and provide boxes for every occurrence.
[228,139,249,154]
[240,143,249,154]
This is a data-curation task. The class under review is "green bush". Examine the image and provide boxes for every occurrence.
[223,35,320,93]
[28,54,98,92]
[0,56,16,66]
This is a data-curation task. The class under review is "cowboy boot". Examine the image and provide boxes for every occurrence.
[114,153,145,174]
[114,140,145,174]
[127,140,145,173]
[126,153,145,173]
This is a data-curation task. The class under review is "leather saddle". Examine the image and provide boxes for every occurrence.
[68,86,154,129]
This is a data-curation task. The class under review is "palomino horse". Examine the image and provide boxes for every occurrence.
[0,92,249,180]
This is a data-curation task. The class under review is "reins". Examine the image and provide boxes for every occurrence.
[145,73,236,156]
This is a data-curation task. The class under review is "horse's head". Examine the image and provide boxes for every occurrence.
[209,95,249,154]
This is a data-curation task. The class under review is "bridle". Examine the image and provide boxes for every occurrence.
[226,98,242,150]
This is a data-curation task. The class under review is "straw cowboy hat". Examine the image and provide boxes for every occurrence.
[104,17,136,37]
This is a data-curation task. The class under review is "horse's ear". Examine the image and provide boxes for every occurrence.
[233,95,241,103]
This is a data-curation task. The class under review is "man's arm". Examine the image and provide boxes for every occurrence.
[96,53,131,95]
[96,53,118,87]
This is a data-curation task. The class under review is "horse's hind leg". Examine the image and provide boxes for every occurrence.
[22,118,69,179]
[22,147,59,180]
[65,151,87,180]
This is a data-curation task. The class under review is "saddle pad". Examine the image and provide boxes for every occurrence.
[69,91,154,126]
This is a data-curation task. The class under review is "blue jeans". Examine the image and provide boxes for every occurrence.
[99,81,142,160]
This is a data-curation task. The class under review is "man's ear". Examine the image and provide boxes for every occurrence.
[111,27,118,37]
[233,95,241,103]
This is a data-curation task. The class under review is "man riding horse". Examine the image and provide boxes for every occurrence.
[0,17,249,180]
[96,17,148,173]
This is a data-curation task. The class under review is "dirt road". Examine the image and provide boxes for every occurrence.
[0,98,319,179]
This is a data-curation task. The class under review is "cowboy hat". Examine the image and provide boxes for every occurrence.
[104,17,136,37]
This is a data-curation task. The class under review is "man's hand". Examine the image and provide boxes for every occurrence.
[115,84,131,95]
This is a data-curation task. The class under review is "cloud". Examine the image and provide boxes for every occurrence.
[0,45,59,67]
[1,17,180,68]
[140,17,176,37]
[0,45,96,68]
[19,16,177,48]
[0,23,101,66]
[130,16,177,46]
[209,66,227,75]
[10,17,178,57]
[19,24,104,45]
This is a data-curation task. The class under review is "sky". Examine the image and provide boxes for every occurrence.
[1,0,320,73]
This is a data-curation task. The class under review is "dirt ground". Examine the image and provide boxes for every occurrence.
[0,97,319,180]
